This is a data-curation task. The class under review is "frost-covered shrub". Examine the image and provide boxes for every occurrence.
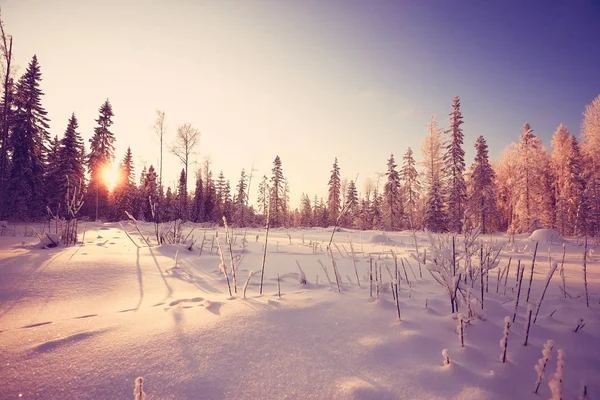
[548,349,565,400]
[442,349,450,366]
[533,339,553,394]
[500,316,511,363]
[134,377,146,400]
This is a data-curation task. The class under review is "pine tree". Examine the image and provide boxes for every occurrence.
[191,170,203,222]
[343,180,359,228]
[468,136,497,234]
[235,169,247,226]
[257,175,269,224]
[7,55,50,220]
[222,180,232,223]
[177,168,187,220]
[45,136,62,212]
[163,186,176,222]
[327,157,341,225]
[581,95,600,237]
[300,193,312,227]
[87,99,115,221]
[56,114,85,212]
[400,147,420,228]
[112,147,136,220]
[444,96,467,233]
[384,154,403,230]
[422,116,446,232]
[269,156,285,227]
[201,159,216,223]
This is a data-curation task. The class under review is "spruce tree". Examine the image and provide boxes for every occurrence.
[177,168,187,220]
[235,169,247,226]
[56,114,85,212]
[300,193,312,227]
[7,55,50,220]
[257,175,269,224]
[113,147,136,220]
[468,136,497,234]
[343,180,359,228]
[87,99,115,221]
[384,154,402,230]
[163,187,176,222]
[327,158,341,225]
[45,135,62,212]
[192,170,203,223]
[422,116,446,232]
[444,96,467,233]
[269,156,285,227]
[400,147,420,228]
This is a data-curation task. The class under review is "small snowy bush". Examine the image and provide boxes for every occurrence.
[134,377,146,400]
[500,316,511,363]
[442,349,450,366]
[533,339,553,394]
[548,349,565,400]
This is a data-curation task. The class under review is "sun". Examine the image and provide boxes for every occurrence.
[102,164,121,192]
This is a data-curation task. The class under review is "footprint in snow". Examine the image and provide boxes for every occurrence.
[204,300,222,315]
[169,297,204,307]
[21,321,52,329]
[74,314,98,319]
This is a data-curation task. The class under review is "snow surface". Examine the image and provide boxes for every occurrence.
[528,229,565,245]
[0,222,599,399]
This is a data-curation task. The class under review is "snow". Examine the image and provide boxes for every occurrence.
[528,229,565,244]
[0,223,599,399]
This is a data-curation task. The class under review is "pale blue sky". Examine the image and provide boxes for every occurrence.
[3,0,599,207]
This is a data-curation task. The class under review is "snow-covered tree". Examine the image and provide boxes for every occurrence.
[269,155,285,227]
[400,147,420,228]
[140,165,158,221]
[234,169,247,226]
[299,193,312,227]
[384,153,403,230]
[551,125,587,236]
[581,94,600,237]
[495,143,519,232]
[422,116,446,232]
[257,174,269,224]
[327,157,341,225]
[468,136,497,233]
[510,123,552,233]
[444,96,467,233]
[343,179,359,228]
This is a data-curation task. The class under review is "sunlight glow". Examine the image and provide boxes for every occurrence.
[102,164,121,192]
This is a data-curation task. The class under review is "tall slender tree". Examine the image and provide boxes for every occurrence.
[444,96,467,233]
[191,169,203,222]
[56,114,85,211]
[422,116,446,232]
[327,158,341,225]
[0,13,13,219]
[235,169,247,226]
[87,99,115,220]
[112,147,136,220]
[384,153,402,230]
[177,168,187,220]
[400,147,420,228]
[468,136,497,233]
[581,95,600,237]
[170,123,199,219]
[269,155,285,227]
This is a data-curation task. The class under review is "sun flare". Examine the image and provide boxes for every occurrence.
[102,164,121,192]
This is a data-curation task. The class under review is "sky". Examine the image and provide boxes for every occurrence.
[2,0,600,208]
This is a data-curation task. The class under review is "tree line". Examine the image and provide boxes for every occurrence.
[0,14,598,236]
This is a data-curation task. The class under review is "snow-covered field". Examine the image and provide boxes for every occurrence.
[0,222,599,399]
